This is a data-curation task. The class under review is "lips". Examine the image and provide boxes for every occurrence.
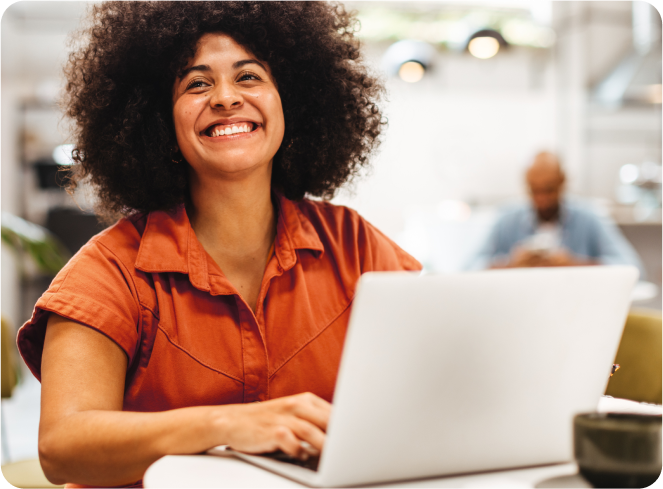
[202,121,259,137]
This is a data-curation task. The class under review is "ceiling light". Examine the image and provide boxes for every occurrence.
[466,29,508,60]
[382,40,436,81]
[468,37,500,59]
[398,61,425,83]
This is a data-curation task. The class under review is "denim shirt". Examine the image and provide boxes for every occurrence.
[468,199,645,278]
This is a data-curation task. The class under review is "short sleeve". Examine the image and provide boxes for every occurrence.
[17,239,141,381]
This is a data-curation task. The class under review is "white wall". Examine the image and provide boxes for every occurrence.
[334,38,558,267]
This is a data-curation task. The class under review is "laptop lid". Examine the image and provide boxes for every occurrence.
[318,266,638,487]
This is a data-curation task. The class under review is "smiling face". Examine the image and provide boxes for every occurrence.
[172,33,285,179]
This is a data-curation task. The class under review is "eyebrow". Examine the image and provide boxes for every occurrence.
[179,64,210,79]
[232,59,267,71]
[179,59,267,79]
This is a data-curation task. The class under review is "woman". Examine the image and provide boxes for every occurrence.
[17,2,421,487]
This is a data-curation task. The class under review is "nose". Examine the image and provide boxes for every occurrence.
[209,81,243,110]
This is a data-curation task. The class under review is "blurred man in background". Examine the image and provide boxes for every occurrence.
[470,152,644,275]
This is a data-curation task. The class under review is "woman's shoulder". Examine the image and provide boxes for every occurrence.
[41,213,150,309]
[92,212,148,247]
[292,198,422,272]
[292,198,377,244]
[75,213,148,267]
[294,198,360,223]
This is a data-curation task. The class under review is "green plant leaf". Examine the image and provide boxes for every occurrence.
[1,212,71,275]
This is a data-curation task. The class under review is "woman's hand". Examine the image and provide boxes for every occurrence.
[216,393,331,460]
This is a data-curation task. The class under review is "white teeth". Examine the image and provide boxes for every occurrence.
[208,123,254,136]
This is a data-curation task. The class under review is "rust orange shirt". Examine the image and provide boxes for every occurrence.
[18,194,421,410]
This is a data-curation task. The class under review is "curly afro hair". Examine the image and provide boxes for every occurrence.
[63,1,385,220]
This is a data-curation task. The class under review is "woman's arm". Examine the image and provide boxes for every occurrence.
[39,314,330,487]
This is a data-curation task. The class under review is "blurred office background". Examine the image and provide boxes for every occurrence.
[1,0,661,466]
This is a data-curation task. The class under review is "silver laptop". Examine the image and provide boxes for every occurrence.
[209,266,638,487]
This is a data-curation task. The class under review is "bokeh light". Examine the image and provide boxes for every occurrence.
[398,61,426,83]
[52,144,75,166]
[468,37,500,59]
[619,164,639,184]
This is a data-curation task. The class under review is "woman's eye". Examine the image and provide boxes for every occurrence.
[186,80,207,90]
[238,72,260,82]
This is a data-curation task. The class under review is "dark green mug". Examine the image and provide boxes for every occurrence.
[574,412,661,488]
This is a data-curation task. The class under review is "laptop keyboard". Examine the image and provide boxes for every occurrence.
[261,450,320,471]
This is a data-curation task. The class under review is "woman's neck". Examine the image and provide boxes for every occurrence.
[186,166,276,266]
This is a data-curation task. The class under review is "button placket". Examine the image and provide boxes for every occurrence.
[237,223,291,403]
[238,298,269,403]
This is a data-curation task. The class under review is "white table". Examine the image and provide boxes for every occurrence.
[597,396,662,416]
[144,454,582,488]
[144,398,661,488]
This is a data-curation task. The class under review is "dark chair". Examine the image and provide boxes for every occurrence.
[45,207,107,255]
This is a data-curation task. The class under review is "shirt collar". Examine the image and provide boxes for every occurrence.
[273,194,324,270]
[134,193,324,291]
